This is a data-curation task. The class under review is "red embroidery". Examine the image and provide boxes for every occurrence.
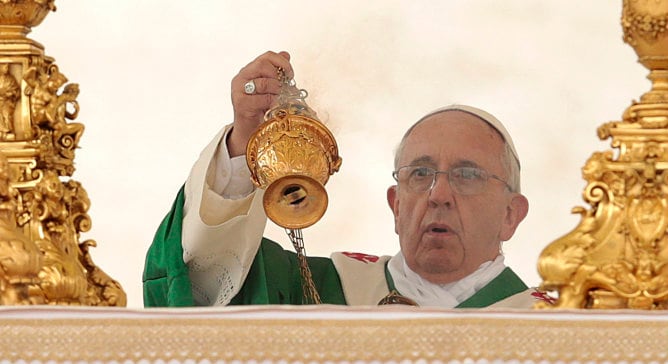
[341,252,379,263]
[531,289,557,305]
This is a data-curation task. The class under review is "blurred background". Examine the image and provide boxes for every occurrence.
[30,1,646,307]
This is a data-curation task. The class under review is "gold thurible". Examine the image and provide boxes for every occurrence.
[246,69,342,229]
[246,68,341,304]
[537,1,668,309]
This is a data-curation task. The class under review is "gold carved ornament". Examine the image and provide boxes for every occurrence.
[246,68,342,304]
[537,0,668,309]
[0,1,125,305]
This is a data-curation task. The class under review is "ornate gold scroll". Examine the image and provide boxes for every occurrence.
[0,1,125,305]
[537,0,668,309]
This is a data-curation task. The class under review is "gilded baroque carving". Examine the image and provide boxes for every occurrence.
[538,0,668,309]
[0,0,55,27]
[0,64,20,139]
[0,154,42,304]
[0,1,125,305]
[24,61,84,166]
[622,9,668,45]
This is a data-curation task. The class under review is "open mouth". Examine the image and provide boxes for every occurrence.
[425,223,452,234]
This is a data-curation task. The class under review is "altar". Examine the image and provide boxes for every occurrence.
[2,306,668,363]
[2,2,668,363]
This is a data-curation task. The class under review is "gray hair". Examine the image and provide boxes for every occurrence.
[393,106,522,193]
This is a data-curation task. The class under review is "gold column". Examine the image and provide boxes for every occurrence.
[538,0,668,309]
[0,1,125,305]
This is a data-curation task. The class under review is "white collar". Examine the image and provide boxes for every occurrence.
[387,252,506,308]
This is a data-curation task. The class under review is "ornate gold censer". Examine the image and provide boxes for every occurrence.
[0,1,125,305]
[537,0,668,309]
[246,72,341,230]
[246,70,341,303]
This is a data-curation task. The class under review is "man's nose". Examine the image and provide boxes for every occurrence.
[428,173,454,207]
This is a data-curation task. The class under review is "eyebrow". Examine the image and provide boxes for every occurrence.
[408,156,436,166]
[451,160,481,169]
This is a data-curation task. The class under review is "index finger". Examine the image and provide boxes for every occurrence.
[274,51,294,80]
[255,50,294,80]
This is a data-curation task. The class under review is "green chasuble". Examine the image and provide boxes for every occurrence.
[142,186,345,307]
[142,188,528,308]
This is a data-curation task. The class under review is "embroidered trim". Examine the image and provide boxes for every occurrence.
[341,252,379,263]
[531,289,557,305]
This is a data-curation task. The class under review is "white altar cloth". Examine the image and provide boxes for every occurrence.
[1,305,667,364]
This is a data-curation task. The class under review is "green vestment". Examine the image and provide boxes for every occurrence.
[143,188,528,308]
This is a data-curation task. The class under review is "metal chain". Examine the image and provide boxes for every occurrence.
[286,228,322,304]
[276,67,307,101]
[275,66,321,304]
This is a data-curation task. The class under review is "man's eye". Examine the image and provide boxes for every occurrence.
[410,167,432,178]
[455,167,483,180]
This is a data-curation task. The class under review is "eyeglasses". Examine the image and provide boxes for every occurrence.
[392,166,511,195]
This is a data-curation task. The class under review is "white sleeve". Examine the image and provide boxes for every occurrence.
[181,124,268,306]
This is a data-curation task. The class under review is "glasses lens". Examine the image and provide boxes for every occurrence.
[396,166,492,194]
[449,167,487,194]
[402,166,435,192]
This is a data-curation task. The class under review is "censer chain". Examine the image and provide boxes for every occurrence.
[286,228,322,304]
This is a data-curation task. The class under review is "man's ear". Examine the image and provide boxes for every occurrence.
[387,185,399,234]
[499,193,529,241]
[387,185,397,209]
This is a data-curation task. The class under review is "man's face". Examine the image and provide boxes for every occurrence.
[387,111,528,284]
